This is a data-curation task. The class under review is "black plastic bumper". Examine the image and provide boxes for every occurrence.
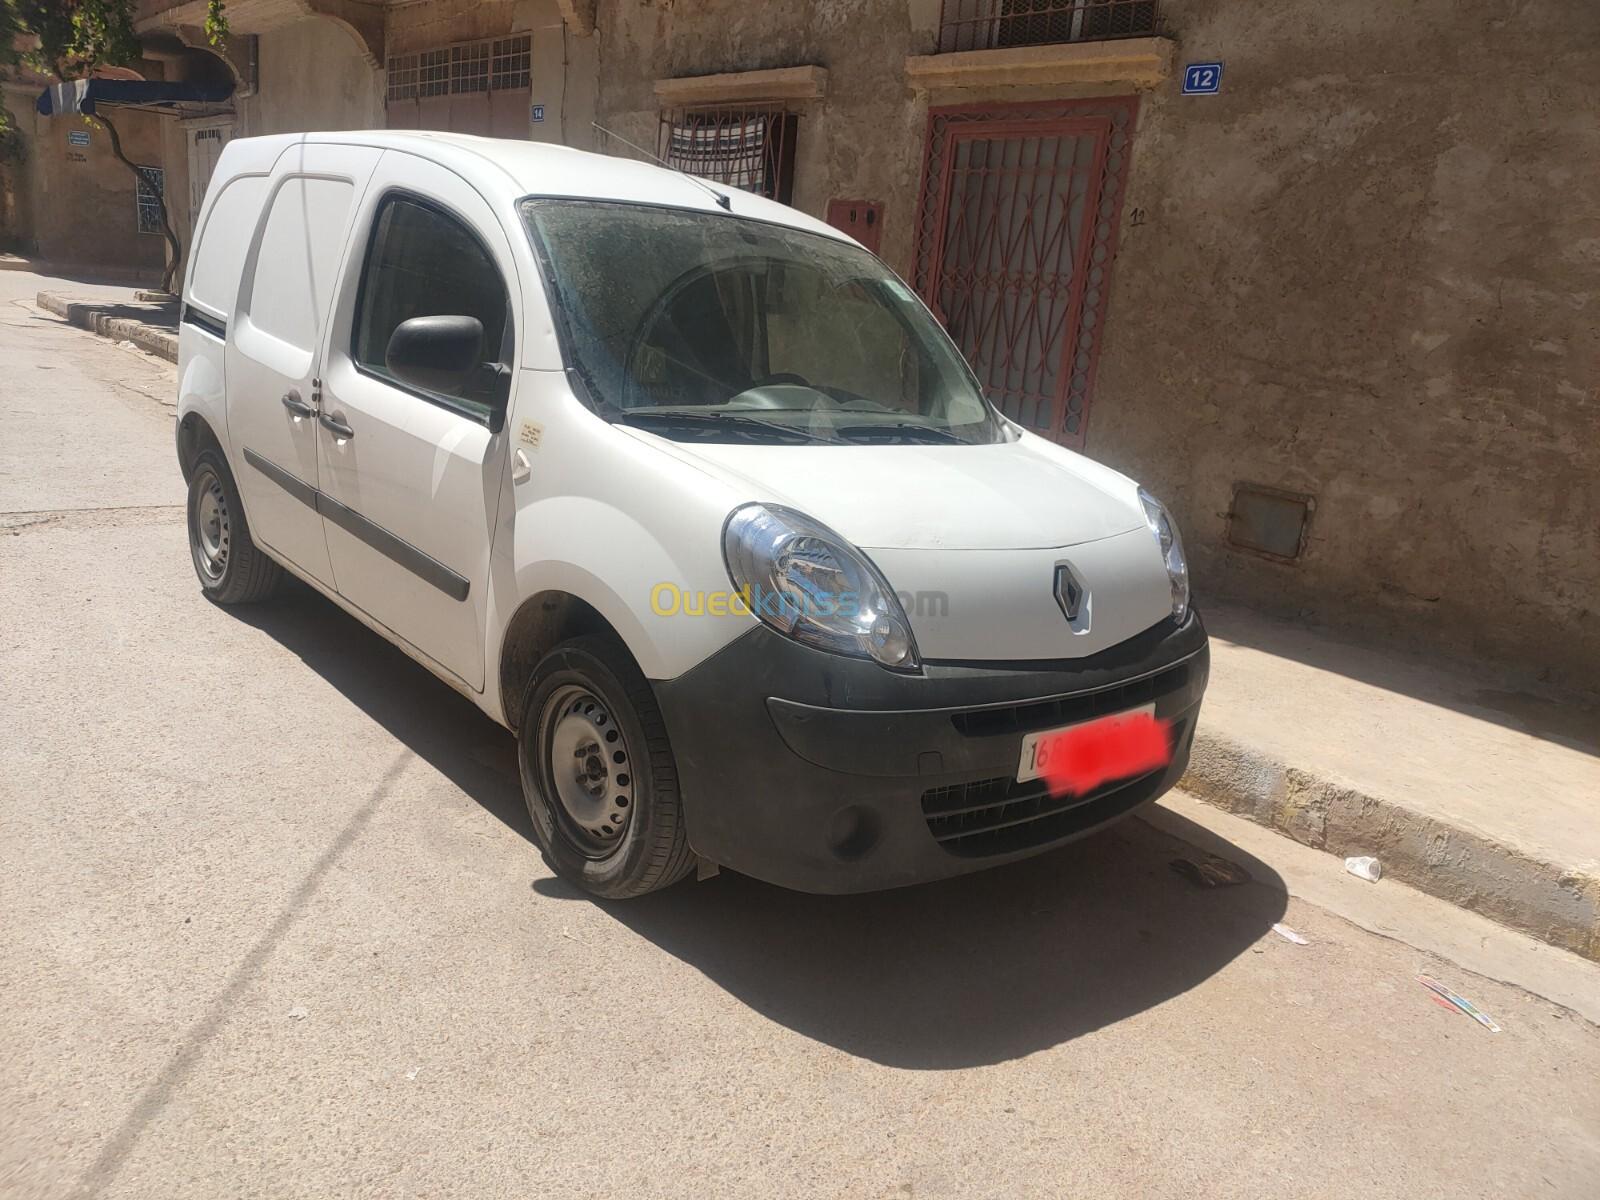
[651,611,1210,894]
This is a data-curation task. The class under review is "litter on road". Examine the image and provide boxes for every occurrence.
[1271,923,1310,946]
[1416,974,1502,1032]
[1169,853,1252,888]
[1344,856,1383,882]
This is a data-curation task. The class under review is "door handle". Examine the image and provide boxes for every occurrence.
[281,389,316,419]
[318,411,355,440]
[512,448,532,485]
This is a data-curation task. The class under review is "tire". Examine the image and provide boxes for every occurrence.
[186,447,283,605]
[517,635,695,898]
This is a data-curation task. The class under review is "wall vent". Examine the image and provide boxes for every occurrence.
[1227,484,1314,562]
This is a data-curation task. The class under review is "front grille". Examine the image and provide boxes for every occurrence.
[922,717,1187,857]
[950,661,1189,739]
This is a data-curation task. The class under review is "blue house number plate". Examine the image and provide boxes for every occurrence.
[1183,62,1223,95]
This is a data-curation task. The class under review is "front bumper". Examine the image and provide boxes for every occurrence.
[652,611,1209,894]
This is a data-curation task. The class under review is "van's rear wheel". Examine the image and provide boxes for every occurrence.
[186,448,282,604]
[517,635,694,898]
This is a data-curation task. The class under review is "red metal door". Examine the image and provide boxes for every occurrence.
[914,98,1137,446]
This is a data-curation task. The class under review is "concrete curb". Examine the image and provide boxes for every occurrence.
[1182,729,1600,963]
[36,291,178,364]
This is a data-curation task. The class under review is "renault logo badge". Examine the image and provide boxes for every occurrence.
[1055,564,1085,622]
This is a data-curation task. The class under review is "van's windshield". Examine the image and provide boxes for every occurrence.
[519,199,1008,446]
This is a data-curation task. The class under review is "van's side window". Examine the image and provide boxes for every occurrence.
[353,195,510,419]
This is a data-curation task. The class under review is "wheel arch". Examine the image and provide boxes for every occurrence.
[498,590,639,731]
[177,410,224,481]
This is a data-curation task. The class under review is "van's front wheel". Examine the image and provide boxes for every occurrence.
[518,636,695,898]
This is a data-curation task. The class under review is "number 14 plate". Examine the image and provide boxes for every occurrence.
[1016,705,1156,784]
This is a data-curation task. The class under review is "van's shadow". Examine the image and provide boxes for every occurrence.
[237,583,1287,1069]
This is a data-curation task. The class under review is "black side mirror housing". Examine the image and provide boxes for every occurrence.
[386,314,484,396]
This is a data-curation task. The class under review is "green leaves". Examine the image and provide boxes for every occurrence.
[204,0,228,49]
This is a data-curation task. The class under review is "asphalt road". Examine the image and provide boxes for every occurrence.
[3,270,1598,1199]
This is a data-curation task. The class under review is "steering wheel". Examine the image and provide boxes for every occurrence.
[749,372,810,388]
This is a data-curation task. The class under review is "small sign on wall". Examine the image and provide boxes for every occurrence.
[1182,62,1224,95]
[67,129,90,147]
[530,104,545,123]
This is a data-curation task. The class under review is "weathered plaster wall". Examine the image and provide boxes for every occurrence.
[1096,0,1600,687]
[386,0,598,148]
[1,94,168,273]
[593,0,1600,690]
[239,16,384,134]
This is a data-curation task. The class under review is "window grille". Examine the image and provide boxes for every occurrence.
[491,36,532,91]
[418,48,450,98]
[387,54,419,101]
[912,98,1138,446]
[135,166,165,236]
[657,107,798,205]
[937,0,1160,53]
[450,41,490,94]
[390,37,532,106]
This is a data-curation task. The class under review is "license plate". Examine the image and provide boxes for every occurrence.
[1016,704,1156,784]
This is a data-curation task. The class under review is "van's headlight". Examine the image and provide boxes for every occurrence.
[1138,488,1190,624]
[723,503,920,671]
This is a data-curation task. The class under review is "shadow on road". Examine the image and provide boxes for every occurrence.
[237,583,1288,1069]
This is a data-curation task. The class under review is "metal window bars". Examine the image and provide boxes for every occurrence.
[388,36,533,102]
[418,48,450,98]
[386,54,419,102]
[491,37,532,91]
[937,0,1161,53]
[655,106,799,204]
[135,165,165,236]
[450,41,490,94]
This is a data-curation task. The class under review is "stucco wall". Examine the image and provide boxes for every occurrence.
[591,0,1600,690]
[0,90,168,273]
[386,0,598,148]
[239,17,384,135]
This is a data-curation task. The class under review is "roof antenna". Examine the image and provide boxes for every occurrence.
[591,121,734,210]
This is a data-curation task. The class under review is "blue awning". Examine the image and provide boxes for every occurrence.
[36,78,234,117]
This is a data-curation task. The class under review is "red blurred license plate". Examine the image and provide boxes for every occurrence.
[1016,705,1167,792]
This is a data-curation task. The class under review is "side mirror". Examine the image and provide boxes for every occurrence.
[385,314,484,395]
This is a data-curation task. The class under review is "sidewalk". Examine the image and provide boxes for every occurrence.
[1188,605,1600,962]
[34,287,178,362]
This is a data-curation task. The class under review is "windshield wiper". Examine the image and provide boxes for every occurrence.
[618,410,839,445]
[834,421,966,445]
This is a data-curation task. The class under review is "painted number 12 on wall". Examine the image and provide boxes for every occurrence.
[1183,62,1223,95]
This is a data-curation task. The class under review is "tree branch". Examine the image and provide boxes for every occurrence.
[94,110,181,293]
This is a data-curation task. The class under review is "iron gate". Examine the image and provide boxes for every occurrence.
[913,98,1137,446]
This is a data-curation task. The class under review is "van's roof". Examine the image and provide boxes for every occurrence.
[224,130,851,245]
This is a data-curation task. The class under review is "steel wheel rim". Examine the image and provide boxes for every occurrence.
[542,684,634,857]
[193,472,231,582]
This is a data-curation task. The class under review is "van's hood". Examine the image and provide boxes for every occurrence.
[622,434,1145,550]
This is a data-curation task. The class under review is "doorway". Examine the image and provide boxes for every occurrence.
[913,98,1137,447]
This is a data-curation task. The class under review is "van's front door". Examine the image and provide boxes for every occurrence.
[226,143,381,586]
[312,153,516,691]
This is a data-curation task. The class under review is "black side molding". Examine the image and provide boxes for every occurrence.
[181,304,226,340]
[242,446,470,602]
[316,492,471,602]
[242,446,317,509]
